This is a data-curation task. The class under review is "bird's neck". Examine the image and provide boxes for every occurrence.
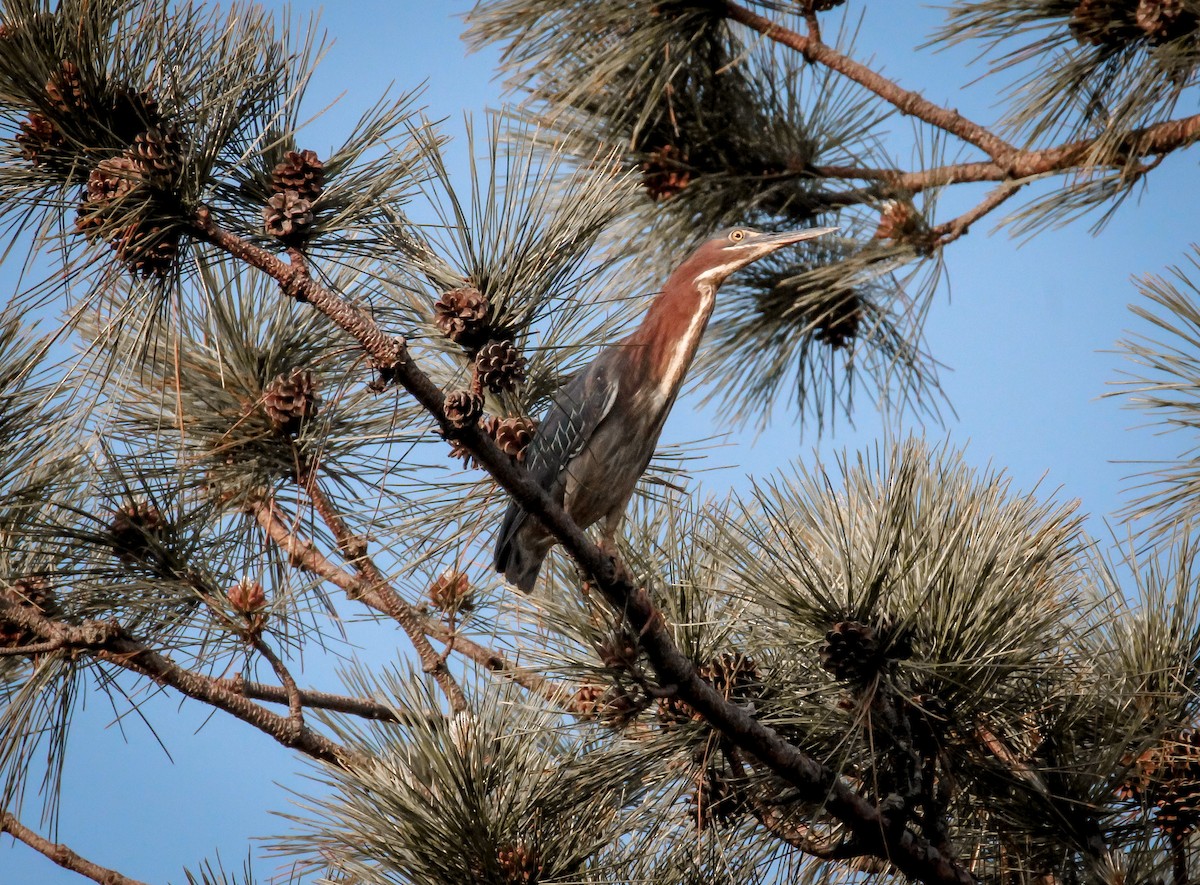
[624,268,718,408]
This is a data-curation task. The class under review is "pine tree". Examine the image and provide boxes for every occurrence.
[1,2,1200,883]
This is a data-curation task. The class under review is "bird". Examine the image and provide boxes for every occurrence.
[494,225,837,592]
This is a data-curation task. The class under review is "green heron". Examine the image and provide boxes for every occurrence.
[494,226,837,592]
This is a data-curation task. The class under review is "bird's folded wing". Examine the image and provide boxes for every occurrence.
[524,354,620,488]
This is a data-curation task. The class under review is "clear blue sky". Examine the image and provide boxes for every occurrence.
[4,3,1199,883]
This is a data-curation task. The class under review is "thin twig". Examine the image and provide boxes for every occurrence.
[0,596,347,764]
[251,636,304,736]
[1,811,150,885]
[215,675,400,721]
[931,181,1025,247]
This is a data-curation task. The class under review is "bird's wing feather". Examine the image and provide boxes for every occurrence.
[494,354,620,570]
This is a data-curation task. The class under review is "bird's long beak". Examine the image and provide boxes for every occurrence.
[747,226,839,250]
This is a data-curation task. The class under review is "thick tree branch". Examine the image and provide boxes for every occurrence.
[194,213,977,885]
[0,811,150,885]
[0,596,347,765]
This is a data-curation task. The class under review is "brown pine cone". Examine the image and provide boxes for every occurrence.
[473,340,527,394]
[487,415,536,462]
[429,569,474,611]
[1136,0,1196,42]
[227,577,267,613]
[689,768,742,829]
[443,389,484,429]
[76,157,140,236]
[15,113,62,165]
[818,619,882,683]
[271,149,325,201]
[129,127,183,190]
[433,286,490,346]
[45,60,86,113]
[496,841,542,885]
[110,501,166,562]
[4,576,54,615]
[262,367,320,435]
[1070,0,1139,46]
[641,144,691,202]
[262,191,314,240]
[701,652,760,701]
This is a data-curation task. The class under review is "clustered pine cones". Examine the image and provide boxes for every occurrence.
[109,501,166,563]
[262,368,321,436]
[263,149,325,242]
[1070,0,1197,46]
[641,144,691,201]
[1122,730,1200,837]
[495,840,543,885]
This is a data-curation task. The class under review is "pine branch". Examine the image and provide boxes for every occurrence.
[192,209,977,885]
[0,811,150,885]
[0,595,347,765]
[214,675,399,722]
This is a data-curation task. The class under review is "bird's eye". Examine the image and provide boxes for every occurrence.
[729,229,745,242]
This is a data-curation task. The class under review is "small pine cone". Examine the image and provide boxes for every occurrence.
[496,841,542,885]
[433,286,490,347]
[45,60,86,113]
[818,619,882,683]
[443,389,484,429]
[262,191,314,241]
[227,577,267,613]
[874,200,922,241]
[111,223,180,278]
[813,290,863,351]
[429,569,474,611]
[702,652,760,701]
[1136,0,1196,42]
[474,340,527,394]
[109,501,165,562]
[129,127,183,190]
[1070,0,1139,46]
[15,113,62,165]
[657,695,700,728]
[262,367,321,435]
[488,415,536,462]
[689,768,741,829]
[597,629,640,673]
[271,149,325,201]
[574,683,608,717]
[5,576,54,614]
[76,157,140,236]
[641,144,691,201]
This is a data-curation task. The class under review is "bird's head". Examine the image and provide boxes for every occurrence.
[688,226,838,290]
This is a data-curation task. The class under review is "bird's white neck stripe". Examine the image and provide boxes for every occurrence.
[655,282,716,404]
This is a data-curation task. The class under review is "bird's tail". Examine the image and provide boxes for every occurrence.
[495,510,549,594]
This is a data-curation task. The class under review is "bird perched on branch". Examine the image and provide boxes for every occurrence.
[494,226,837,592]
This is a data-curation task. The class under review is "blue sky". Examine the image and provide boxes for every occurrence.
[4,3,1200,883]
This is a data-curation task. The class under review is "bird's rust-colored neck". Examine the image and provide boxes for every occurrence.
[623,253,720,407]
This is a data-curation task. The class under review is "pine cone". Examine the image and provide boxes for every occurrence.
[443,389,484,429]
[271,149,325,201]
[473,340,527,394]
[813,290,864,351]
[262,367,320,435]
[262,191,314,241]
[496,841,542,885]
[818,619,883,683]
[433,286,490,347]
[874,200,922,241]
[129,127,183,190]
[701,652,761,701]
[76,157,141,236]
[1122,731,1200,837]
[109,501,166,562]
[4,576,54,615]
[15,113,62,165]
[641,144,691,201]
[689,768,742,829]
[486,415,537,462]
[429,569,473,611]
[1070,0,1140,46]
[657,695,701,728]
[227,577,267,613]
[45,60,86,113]
[1136,0,1196,42]
[111,223,180,278]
